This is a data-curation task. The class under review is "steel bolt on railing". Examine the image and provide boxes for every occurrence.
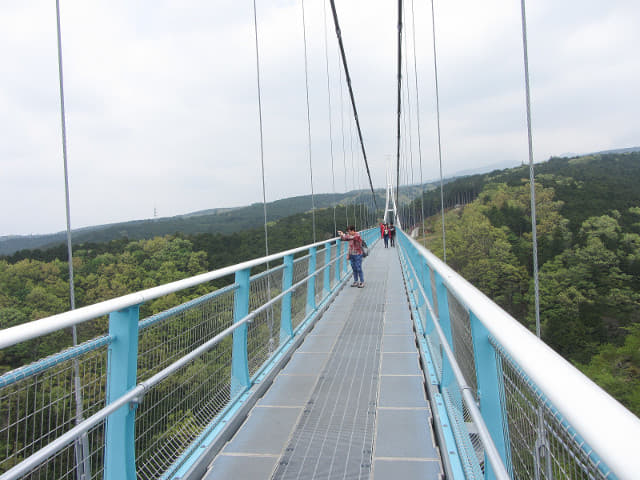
[0,228,380,480]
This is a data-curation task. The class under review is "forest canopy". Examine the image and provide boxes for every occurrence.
[416,152,640,414]
[2,152,640,415]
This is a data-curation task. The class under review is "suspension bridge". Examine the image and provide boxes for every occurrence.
[2,0,640,479]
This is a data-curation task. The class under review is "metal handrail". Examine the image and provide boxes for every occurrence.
[398,238,511,480]
[0,239,353,480]
[0,237,340,350]
[400,229,640,480]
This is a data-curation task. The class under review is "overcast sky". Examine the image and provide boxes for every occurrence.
[1,0,638,236]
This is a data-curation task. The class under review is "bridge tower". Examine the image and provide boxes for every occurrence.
[383,163,401,228]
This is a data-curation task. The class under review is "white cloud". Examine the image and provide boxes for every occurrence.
[1,0,639,235]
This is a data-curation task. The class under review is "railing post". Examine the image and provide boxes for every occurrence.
[423,260,434,316]
[342,239,349,275]
[231,268,251,397]
[323,244,332,297]
[413,253,425,330]
[469,311,512,479]
[306,247,317,315]
[338,240,342,276]
[104,305,140,480]
[420,258,433,333]
[280,254,294,343]
[434,272,454,346]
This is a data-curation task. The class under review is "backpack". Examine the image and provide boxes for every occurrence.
[361,239,369,257]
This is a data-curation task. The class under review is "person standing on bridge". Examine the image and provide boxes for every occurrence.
[338,226,365,288]
[381,223,389,248]
[389,223,396,247]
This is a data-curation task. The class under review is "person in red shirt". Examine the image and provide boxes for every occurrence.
[338,225,365,288]
[381,223,389,248]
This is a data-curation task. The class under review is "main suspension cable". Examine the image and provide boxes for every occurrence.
[328,0,378,210]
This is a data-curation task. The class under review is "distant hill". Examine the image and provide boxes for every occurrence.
[560,146,640,158]
[4,147,638,256]
[0,190,385,256]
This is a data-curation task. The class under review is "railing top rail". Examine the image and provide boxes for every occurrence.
[399,237,510,479]
[0,236,342,350]
[401,229,640,479]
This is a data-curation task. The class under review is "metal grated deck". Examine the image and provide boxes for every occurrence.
[271,261,387,479]
[202,242,443,479]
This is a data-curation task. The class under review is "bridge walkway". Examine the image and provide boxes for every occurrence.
[200,242,444,479]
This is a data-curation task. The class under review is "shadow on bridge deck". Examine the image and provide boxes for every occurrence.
[196,242,443,479]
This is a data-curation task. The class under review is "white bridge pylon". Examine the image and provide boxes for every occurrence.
[383,165,401,228]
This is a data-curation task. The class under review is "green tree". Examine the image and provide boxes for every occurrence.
[578,323,640,416]
[539,214,640,362]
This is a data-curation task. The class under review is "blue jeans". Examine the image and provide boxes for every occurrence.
[349,254,364,282]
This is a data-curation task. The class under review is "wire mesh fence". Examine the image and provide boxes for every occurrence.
[329,246,338,291]
[135,284,236,479]
[448,293,477,398]
[314,249,326,306]
[0,237,356,480]
[135,339,233,480]
[291,256,310,331]
[494,342,612,480]
[248,267,284,378]
[446,291,485,479]
[404,255,485,478]
[0,342,109,478]
[442,377,485,479]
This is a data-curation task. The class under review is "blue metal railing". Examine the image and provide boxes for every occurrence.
[396,228,640,480]
[5,225,638,480]
[0,228,379,480]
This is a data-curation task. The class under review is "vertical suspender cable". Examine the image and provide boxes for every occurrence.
[338,55,349,228]
[323,0,338,236]
[401,49,410,225]
[252,0,276,354]
[519,0,541,339]
[56,3,74,313]
[410,0,426,245]
[328,0,378,211]
[55,3,89,479]
[395,0,403,223]
[430,0,446,262]
[520,5,549,476]
[252,0,269,259]
[301,0,317,243]
[402,14,416,229]
[349,110,356,229]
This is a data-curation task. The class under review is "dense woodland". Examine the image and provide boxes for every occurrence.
[0,204,374,372]
[1,152,639,419]
[414,152,640,415]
